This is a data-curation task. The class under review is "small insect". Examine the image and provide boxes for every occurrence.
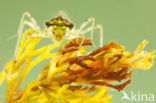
[14,11,104,56]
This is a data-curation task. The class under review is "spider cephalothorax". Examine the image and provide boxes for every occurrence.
[45,16,74,42]
[14,11,103,57]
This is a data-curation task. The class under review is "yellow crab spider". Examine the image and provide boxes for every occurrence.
[14,11,104,56]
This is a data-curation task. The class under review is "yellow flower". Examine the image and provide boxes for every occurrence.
[0,28,154,103]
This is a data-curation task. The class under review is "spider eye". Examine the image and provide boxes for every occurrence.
[68,23,74,29]
[45,21,51,27]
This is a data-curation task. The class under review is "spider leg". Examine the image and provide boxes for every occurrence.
[78,36,85,49]
[81,24,103,47]
[14,12,42,58]
[76,17,104,47]
[17,12,41,34]
[26,33,51,38]
[65,32,87,49]
[65,31,93,49]
[77,17,95,36]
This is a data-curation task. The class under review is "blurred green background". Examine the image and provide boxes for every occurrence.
[0,0,156,103]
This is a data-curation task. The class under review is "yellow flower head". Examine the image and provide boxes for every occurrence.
[0,29,154,103]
